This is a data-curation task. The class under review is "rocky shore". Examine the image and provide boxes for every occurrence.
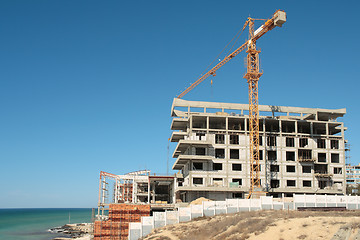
[49,223,93,240]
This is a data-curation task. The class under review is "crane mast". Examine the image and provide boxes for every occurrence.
[244,18,262,197]
[177,10,286,198]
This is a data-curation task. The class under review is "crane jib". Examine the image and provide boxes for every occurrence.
[177,10,286,99]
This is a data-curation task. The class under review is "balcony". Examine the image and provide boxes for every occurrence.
[172,139,212,158]
[171,118,188,131]
[298,157,316,162]
[170,131,187,142]
[172,155,214,170]
[314,172,333,178]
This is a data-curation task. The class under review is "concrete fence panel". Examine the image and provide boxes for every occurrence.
[238,199,250,211]
[260,196,273,210]
[273,202,284,210]
[178,207,191,222]
[315,195,326,207]
[141,216,154,237]
[128,222,142,240]
[294,195,305,209]
[165,211,179,226]
[337,195,347,208]
[191,204,203,219]
[203,201,215,216]
[304,194,316,207]
[347,196,358,210]
[226,199,239,213]
[153,212,166,228]
[215,201,227,215]
[327,195,337,207]
[250,199,261,211]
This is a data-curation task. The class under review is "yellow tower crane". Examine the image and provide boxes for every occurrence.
[177,10,286,198]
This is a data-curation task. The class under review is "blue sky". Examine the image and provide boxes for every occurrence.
[0,0,359,208]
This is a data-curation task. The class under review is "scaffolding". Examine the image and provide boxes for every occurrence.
[97,170,151,218]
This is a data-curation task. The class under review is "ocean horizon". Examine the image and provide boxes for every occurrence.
[0,208,93,240]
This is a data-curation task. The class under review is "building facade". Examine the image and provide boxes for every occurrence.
[170,98,347,202]
[346,164,360,186]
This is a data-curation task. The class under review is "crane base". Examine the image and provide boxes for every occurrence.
[246,188,267,199]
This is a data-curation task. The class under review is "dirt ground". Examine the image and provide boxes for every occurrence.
[141,210,360,240]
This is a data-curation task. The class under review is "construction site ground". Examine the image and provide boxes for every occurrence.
[141,210,360,240]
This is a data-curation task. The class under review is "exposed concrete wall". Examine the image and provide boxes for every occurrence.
[171,99,347,202]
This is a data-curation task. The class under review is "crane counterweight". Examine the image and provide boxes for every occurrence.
[274,10,287,27]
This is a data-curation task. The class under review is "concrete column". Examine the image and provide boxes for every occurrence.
[226,116,228,132]
[341,122,346,193]
[189,116,193,132]
[326,123,329,135]
[263,119,266,134]
[189,160,193,187]
[173,179,176,204]
[279,120,282,133]
[148,179,151,204]
[244,118,247,132]
[152,182,155,203]
[244,117,248,188]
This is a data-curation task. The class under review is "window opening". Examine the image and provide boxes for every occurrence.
[215,149,225,158]
[299,138,308,148]
[215,134,225,144]
[317,139,326,149]
[331,153,340,163]
[230,134,239,144]
[232,164,242,171]
[286,137,294,147]
[286,165,296,172]
[303,180,311,187]
[230,149,239,159]
[287,180,296,187]
[286,151,295,161]
[193,178,203,185]
[213,163,223,171]
[193,162,203,170]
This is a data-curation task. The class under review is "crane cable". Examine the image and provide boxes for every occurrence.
[199,26,246,79]
[208,27,245,99]
[226,27,245,57]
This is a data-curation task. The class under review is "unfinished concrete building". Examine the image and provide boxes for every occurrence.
[170,98,347,202]
[98,170,176,216]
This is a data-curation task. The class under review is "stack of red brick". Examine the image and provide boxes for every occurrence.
[94,204,150,240]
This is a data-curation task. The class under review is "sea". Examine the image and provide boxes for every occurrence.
[0,208,93,240]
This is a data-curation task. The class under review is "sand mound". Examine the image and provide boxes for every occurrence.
[190,197,212,205]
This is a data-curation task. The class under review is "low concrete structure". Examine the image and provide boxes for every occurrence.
[171,98,347,202]
[97,170,177,216]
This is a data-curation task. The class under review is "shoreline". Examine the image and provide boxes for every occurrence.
[50,223,93,240]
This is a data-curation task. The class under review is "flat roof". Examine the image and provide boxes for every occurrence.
[171,98,346,120]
